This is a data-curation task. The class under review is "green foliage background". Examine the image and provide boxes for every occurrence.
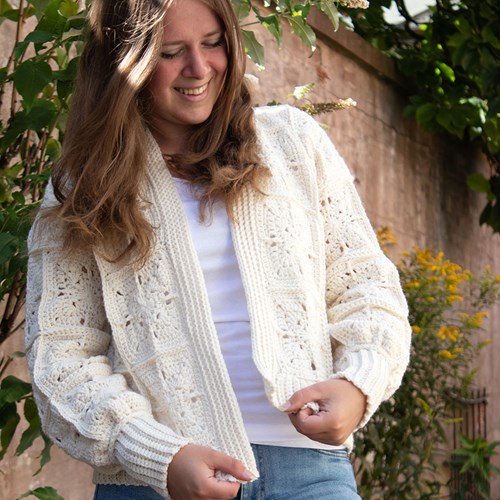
[355,230,500,498]
[349,0,500,232]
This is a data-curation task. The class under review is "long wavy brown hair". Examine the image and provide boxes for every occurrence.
[48,0,266,264]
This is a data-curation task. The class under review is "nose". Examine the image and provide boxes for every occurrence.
[183,48,210,79]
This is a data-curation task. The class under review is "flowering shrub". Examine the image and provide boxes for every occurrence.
[354,228,500,498]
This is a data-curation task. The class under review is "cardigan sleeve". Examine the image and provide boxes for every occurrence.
[290,107,411,427]
[24,186,189,496]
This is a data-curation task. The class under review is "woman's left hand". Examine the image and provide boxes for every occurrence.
[284,379,367,446]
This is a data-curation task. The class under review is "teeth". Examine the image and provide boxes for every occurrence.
[177,83,208,95]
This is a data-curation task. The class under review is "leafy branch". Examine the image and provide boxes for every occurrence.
[347,0,500,233]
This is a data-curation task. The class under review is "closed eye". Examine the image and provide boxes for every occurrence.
[161,49,182,60]
[204,37,226,49]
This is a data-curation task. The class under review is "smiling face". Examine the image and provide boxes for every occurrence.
[145,0,228,154]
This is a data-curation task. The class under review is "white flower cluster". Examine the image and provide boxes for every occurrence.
[339,0,370,8]
[336,97,357,109]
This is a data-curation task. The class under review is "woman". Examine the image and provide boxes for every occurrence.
[25,0,411,498]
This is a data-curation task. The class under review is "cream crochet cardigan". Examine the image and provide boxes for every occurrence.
[25,105,411,498]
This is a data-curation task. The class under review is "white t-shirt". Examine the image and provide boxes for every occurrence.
[174,178,337,449]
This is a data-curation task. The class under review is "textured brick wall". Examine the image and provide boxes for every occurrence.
[249,13,500,495]
[1,9,500,499]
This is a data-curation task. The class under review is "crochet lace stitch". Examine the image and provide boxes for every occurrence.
[25,105,411,498]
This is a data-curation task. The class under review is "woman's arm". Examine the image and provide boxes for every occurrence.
[285,108,411,439]
[24,191,190,495]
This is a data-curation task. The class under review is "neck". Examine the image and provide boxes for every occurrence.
[149,121,190,156]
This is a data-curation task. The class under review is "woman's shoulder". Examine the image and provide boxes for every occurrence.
[254,104,315,126]
[253,104,325,144]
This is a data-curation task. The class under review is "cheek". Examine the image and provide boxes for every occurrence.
[213,50,228,75]
[148,65,174,94]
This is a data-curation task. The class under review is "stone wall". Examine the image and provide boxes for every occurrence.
[248,12,500,496]
[1,8,500,499]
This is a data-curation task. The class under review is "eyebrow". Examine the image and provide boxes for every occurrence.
[161,29,224,47]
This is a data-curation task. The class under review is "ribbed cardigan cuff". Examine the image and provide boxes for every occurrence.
[114,416,190,494]
[330,349,390,429]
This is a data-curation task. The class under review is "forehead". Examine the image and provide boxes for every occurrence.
[162,0,223,39]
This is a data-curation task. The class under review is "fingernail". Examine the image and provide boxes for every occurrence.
[241,469,254,481]
[282,401,292,411]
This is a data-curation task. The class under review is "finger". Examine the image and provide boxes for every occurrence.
[288,415,347,446]
[282,384,322,413]
[205,476,242,499]
[289,410,353,446]
[208,450,255,482]
[288,410,326,435]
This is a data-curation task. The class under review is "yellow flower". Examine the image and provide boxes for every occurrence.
[411,325,422,334]
[416,251,434,268]
[404,281,420,289]
[437,326,461,342]
[437,327,447,340]
[471,312,489,328]
[447,295,464,304]
[439,349,455,359]
[459,311,488,328]
[377,227,398,248]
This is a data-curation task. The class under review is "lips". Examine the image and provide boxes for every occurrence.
[175,82,209,95]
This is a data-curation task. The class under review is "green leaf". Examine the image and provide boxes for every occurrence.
[0,5,20,22]
[34,434,53,475]
[10,351,26,359]
[18,487,64,500]
[16,398,41,455]
[14,40,30,60]
[416,397,433,415]
[36,2,67,37]
[26,0,51,20]
[0,407,20,460]
[0,246,16,273]
[12,191,26,204]
[415,103,437,129]
[53,55,79,82]
[25,30,54,44]
[287,15,316,52]
[0,66,7,84]
[319,0,339,32]
[60,26,83,43]
[0,375,32,405]
[242,29,265,69]
[24,100,58,130]
[293,3,310,17]
[58,0,79,18]
[257,14,282,46]
[436,62,455,82]
[13,60,53,108]
[45,138,62,161]
[0,0,14,15]
[232,0,251,20]
[467,174,491,194]
[3,162,23,181]
[1,101,58,151]
[481,24,500,50]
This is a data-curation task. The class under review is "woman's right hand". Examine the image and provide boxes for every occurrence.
[167,444,253,499]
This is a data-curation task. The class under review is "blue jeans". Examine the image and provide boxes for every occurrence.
[93,444,360,499]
